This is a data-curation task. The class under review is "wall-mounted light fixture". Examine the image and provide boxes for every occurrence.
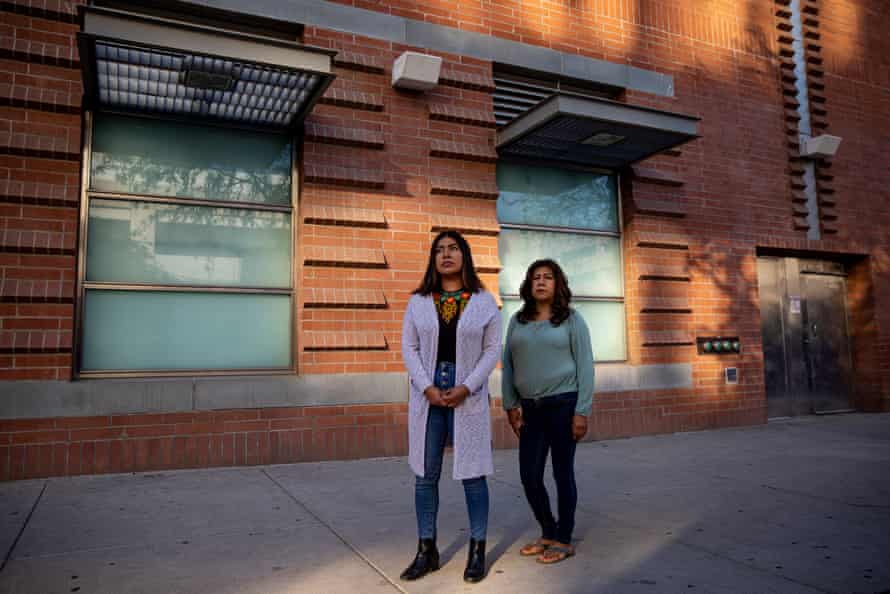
[697,336,741,355]
[801,134,842,159]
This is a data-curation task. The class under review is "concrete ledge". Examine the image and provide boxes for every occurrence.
[0,364,692,419]
[187,0,674,97]
[0,379,195,419]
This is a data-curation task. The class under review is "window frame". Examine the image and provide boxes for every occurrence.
[74,110,299,378]
[497,158,628,363]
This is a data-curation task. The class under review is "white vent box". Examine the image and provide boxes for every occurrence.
[392,51,442,91]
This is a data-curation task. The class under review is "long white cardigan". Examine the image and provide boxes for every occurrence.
[401,291,501,480]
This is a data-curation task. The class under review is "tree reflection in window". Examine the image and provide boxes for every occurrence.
[90,114,292,205]
[497,164,617,232]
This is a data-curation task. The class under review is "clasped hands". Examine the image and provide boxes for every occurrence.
[507,407,588,441]
[424,384,470,408]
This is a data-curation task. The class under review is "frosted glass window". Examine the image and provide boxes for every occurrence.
[502,298,626,362]
[86,199,291,288]
[499,229,623,298]
[81,290,291,371]
[497,162,618,232]
[90,114,292,204]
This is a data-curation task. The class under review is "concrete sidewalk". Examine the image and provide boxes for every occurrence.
[1,414,888,594]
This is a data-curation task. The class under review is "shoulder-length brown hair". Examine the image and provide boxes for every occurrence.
[413,230,484,295]
[517,259,572,326]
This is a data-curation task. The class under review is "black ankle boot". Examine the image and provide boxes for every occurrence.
[463,538,486,583]
[400,538,439,581]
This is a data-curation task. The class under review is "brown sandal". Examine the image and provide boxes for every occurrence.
[519,538,555,556]
[536,542,575,564]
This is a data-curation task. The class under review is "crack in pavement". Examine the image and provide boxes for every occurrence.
[0,481,47,576]
[261,468,406,594]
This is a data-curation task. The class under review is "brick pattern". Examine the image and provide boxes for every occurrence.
[303,245,387,268]
[0,58,82,111]
[428,103,496,128]
[0,327,70,350]
[630,166,684,187]
[429,139,497,163]
[303,288,387,309]
[438,68,495,93]
[332,50,386,74]
[0,106,80,160]
[1,1,83,23]
[633,197,687,218]
[0,278,73,301]
[639,295,692,314]
[429,177,499,199]
[0,10,79,68]
[0,4,80,378]
[635,232,690,250]
[641,330,694,346]
[299,28,498,375]
[430,214,499,236]
[472,254,501,273]
[318,80,384,111]
[0,396,769,480]
[304,122,385,150]
[303,331,387,351]
[302,204,386,228]
[0,405,411,480]
[303,164,385,189]
[637,263,690,281]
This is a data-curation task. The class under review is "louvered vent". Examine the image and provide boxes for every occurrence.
[493,74,557,127]
[493,71,620,128]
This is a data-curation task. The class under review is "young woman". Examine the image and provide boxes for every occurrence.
[400,230,501,583]
[502,259,594,564]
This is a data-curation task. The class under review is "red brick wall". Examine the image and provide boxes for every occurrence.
[1,0,82,381]
[0,395,768,480]
[819,0,890,410]
[1,0,888,480]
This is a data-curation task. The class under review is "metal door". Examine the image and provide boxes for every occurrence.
[756,257,853,417]
[757,257,792,418]
[801,272,854,412]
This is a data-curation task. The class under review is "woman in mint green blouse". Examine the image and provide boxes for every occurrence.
[502,259,594,564]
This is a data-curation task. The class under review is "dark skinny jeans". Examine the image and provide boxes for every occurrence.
[519,392,578,545]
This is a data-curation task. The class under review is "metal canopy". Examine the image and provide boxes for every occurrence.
[78,6,335,129]
[496,93,699,169]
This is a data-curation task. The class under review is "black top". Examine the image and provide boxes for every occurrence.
[434,290,469,366]
[436,307,459,365]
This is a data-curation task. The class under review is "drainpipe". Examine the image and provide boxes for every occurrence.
[788,0,820,240]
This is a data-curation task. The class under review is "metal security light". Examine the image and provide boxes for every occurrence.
[79,5,336,129]
[582,132,626,147]
[801,134,842,159]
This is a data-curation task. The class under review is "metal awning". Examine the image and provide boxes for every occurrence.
[496,93,699,168]
[78,6,335,129]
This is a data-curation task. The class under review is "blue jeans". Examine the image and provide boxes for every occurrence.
[415,405,489,541]
[519,392,578,544]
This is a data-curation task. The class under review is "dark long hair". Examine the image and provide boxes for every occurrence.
[413,230,484,295]
[517,259,572,326]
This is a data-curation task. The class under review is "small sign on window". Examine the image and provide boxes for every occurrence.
[789,296,801,315]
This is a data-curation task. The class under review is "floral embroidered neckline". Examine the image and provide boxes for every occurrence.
[434,289,471,324]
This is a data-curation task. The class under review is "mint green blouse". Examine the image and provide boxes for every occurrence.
[501,309,595,416]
